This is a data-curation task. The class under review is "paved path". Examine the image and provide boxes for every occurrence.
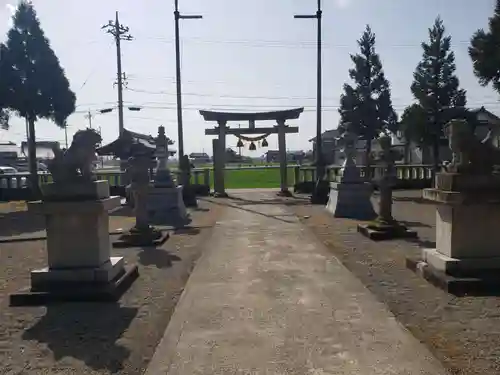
[145,191,447,375]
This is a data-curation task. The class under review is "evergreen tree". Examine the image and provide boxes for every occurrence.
[0,45,10,130]
[409,17,466,172]
[0,1,76,192]
[469,0,500,94]
[400,104,430,148]
[338,25,398,176]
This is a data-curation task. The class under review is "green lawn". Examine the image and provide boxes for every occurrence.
[207,167,297,189]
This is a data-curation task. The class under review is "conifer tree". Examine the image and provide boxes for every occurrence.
[409,17,466,172]
[0,1,76,192]
[338,25,398,176]
[470,0,500,95]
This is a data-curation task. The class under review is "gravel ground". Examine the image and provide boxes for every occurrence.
[0,199,225,375]
[290,191,500,375]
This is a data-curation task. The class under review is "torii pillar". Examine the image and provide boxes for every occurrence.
[201,108,303,197]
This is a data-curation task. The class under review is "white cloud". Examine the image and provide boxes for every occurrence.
[335,0,351,8]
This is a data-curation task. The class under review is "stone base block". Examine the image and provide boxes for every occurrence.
[41,180,110,201]
[182,185,198,207]
[431,202,500,259]
[326,182,376,220]
[406,257,500,296]
[212,192,229,198]
[277,189,293,198]
[9,260,139,306]
[310,180,330,205]
[422,248,500,277]
[31,257,125,288]
[358,222,417,241]
[147,186,189,226]
[113,229,169,248]
[28,197,121,269]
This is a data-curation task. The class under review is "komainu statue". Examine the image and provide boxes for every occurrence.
[47,128,102,184]
[444,119,500,174]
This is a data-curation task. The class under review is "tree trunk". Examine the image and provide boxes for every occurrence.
[364,139,372,182]
[27,116,39,196]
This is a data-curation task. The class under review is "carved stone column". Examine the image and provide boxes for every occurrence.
[154,126,175,188]
[358,135,417,241]
[115,153,167,247]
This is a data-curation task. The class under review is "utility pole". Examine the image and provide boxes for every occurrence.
[295,0,324,202]
[85,110,93,129]
[174,0,202,161]
[63,121,69,149]
[102,11,132,137]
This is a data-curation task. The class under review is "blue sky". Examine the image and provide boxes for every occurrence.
[0,0,497,156]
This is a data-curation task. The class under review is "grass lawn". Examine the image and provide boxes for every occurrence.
[210,167,296,189]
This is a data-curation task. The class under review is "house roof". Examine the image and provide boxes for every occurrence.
[97,128,176,158]
[309,129,340,143]
[0,142,19,155]
[471,106,500,124]
[189,152,210,158]
[20,141,60,159]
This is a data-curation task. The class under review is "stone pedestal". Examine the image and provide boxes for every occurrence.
[407,173,500,295]
[358,219,417,241]
[147,185,189,226]
[357,180,417,241]
[41,180,110,202]
[326,128,376,218]
[9,184,138,306]
[326,181,377,220]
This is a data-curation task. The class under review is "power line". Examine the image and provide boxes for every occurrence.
[76,102,500,113]
[75,41,113,95]
[122,87,500,106]
[53,33,474,51]
[132,33,473,49]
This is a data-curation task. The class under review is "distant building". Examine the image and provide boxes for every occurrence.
[20,141,60,160]
[0,142,19,164]
[264,150,279,162]
[309,106,500,165]
[264,150,305,163]
[189,152,211,164]
[309,129,340,165]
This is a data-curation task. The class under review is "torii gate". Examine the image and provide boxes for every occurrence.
[201,107,303,197]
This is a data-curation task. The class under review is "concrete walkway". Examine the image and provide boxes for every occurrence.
[145,191,447,375]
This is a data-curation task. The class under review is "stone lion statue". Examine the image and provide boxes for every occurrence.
[444,119,500,174]
[47,128,102,184]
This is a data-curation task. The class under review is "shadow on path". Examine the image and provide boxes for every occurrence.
[398,220,432,228]
[227,195,309,207]
[200,198,298,224]
[23,304,138,373]
[138,247,181,268]
[403,237,436,248]
[0,210,45,237]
